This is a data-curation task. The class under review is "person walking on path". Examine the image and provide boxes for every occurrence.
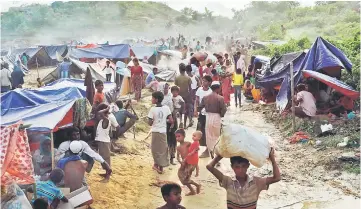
[194,75,212,158]
[199,81,227,159]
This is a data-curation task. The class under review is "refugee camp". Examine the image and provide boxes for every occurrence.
[0,1,360,209]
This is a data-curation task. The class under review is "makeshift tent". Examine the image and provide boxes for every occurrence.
[8,47,53,68]
[158,50,182,59]
[302,70,359,99]
[127,60,176,81]
[1,87,84,131]
[130,46,157,65]
[1,56,29,74]
[300,37,352,76]
[258,52,306,88]
[275,37,353,112]
[44,78,116,95]
[42,45,67,65]
[70,44,130,59]
[41,58,107,84]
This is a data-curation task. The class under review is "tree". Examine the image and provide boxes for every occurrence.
[232,8,245,23]
[191,10,202,21]
[180,7,194,17]
[204,7,214,21]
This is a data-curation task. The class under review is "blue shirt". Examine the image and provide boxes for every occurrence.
[145,72,155,85]
[60,61,71,72]
[34,180,64,204]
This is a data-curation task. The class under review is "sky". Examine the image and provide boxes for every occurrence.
[1,0,316,18]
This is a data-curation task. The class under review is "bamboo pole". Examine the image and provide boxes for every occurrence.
[36,57,40,78]
[290,62,296,132]
[50,132,55,169]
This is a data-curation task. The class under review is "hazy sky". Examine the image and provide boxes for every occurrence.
[1,0,316,18]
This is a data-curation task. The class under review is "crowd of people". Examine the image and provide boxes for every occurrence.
[24,36,282,209]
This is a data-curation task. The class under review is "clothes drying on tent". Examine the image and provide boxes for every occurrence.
[1,122,35,186]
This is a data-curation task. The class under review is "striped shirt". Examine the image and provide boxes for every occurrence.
[35,180,64,204]
[221,175,268,209]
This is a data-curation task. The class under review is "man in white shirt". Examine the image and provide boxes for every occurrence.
[1,62,12,93]
[57,127,113,180]
[194,75,213,158]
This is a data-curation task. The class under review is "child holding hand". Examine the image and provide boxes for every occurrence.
[176,129,201,196]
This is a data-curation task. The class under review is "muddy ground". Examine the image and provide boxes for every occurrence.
[86,95,360,209]
[23,69,360,208]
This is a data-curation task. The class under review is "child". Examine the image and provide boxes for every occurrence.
[243,79,254,100]
[176,129,201,196]
[33,168,68,207]
[211,69,220,82]
[206,149,281,209]
[186,131,201,177]
[95,103,120,181]
[37,78,44,88]
[171,86,185,129]
[157,183,185,209]
[148,91,174,174]
[93,80,105,108]
[233,68,244,107]
[102,60,115,82]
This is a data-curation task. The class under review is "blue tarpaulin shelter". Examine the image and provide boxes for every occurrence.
[44,78,116,94]
[70,44,130,59]
[258,52,306,88]
[130,46,156,60]
[267,37,354,112]
[300,37,352,74]
[1,87,84,131]
[43,45,67,60]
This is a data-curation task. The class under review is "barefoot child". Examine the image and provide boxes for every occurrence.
[176,129,201,196]
[206,149,281,209]
[171,86,185,128]
[186,131,201,177]
[157,183,186,209]
[148,91,174,174]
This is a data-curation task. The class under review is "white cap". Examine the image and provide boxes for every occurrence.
[211,81,220,86]
[69,141,83,154]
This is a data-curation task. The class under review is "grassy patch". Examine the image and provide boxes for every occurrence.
[342,163,361,174]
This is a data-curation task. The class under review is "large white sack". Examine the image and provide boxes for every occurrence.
[214,123,272,168]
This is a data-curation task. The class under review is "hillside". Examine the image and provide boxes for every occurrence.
[1,1,182,47]
[231,1,360,41]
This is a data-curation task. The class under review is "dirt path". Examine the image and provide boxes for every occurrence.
[88,95,360,209]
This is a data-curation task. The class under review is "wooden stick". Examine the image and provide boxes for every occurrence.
[290,62,295,133]
[50,132,55,169]
[36,57,39,78]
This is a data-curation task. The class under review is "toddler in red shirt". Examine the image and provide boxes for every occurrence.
[185,131,201,177]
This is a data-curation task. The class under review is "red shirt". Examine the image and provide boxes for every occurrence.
[130,66,143,77]
[212,75,220,81]
[93,92,104,105]
[186,141,199,165]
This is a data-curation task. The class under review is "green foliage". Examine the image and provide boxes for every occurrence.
[252,37,311,57]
